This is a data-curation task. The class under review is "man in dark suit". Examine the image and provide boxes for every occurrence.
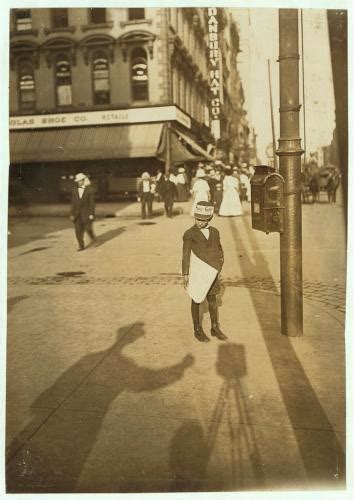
[70,173,96,251]
[182,201,227,342]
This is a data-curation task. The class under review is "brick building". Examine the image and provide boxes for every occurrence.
[9,7,249,202]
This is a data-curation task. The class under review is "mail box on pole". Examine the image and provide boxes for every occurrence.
[251,165,285,234]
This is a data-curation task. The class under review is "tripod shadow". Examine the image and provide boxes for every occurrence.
[207,343,264,490]
[169,343,263,492]
[6,321,194,493]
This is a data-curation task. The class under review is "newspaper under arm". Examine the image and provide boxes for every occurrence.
[186,250,218,304]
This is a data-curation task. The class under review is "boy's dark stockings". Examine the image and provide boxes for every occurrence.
[191,296,227,341]
[191,295,218,330]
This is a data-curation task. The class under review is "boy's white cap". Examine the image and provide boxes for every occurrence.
[194,201,214,220]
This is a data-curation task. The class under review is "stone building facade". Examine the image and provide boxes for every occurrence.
[9,7,250,202]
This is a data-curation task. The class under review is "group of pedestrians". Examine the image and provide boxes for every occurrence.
[136,161,253,221]
[69,161,254,250]
[190,161,252,218]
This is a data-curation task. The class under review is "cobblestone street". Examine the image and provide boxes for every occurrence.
[6,199,347,493]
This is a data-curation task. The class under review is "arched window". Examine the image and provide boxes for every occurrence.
[55,54,72,106]
[131,47,148,102]
[92,50,110,105]
[18,58,35,111]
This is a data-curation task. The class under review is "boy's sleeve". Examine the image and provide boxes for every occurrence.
[182,230,192,275]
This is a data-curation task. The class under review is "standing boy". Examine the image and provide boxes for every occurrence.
[182,201,227,342]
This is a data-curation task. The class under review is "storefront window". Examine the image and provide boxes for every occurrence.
[128,9,145,21]
[52,9,69,28]
[89,8,106,24]
[55,55,72,106]
[131,48,148,101]
[14,9,32,31]
[18,59,35,111]
[92,51,110,105]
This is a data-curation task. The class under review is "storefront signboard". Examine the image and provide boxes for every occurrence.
[9,105,191,130]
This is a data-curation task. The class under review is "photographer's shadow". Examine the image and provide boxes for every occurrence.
[6,321,194,493]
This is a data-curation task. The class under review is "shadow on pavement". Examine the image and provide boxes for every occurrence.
[7,295,30,313]
[6,321,194,493]
[92,226,126,247]
[8,218,71,249]
[228,217,345,489]
[169,343,263,492]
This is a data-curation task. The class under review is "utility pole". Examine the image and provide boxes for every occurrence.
[165,8,173,175]
[327,10,348,230]
[277,9,304,337]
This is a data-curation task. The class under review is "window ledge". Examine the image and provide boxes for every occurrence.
[81,21,113,32]
[44,26,76,35]
[10,29,39,37]
[120,19,152,27]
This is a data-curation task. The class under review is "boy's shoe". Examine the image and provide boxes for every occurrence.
[211,325,228,340]
[194,327,210,343]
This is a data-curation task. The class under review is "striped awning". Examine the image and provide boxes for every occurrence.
[10,123,165,163]
[174,129,214,161]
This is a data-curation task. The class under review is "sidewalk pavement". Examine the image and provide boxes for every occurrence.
[6,199,347,493]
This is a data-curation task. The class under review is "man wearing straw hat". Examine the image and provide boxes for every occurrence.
[182,201,227,342]
[70,172,96,251]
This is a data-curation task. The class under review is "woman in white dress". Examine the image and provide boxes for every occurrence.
[190,169,210,216]
[219,170,243,216]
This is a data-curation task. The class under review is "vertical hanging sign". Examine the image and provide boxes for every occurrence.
[208,7,221,140]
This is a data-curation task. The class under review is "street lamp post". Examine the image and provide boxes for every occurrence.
[277,9,304,337]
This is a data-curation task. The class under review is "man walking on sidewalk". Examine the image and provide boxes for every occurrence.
[70,173,96,251]
[182,201,227,342]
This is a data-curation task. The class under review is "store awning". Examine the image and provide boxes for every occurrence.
[174,130,214,161]
[10,123,165,163]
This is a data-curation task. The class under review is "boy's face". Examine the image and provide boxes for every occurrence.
[195,218,210,229]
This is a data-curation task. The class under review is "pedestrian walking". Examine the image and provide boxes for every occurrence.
[182,201,227,343]
[190,169,210,216]
[326,166,341,203]
[162,173,178,217]
[70,173,96,251]
[218,167,243,216]
[213,182,223,215]
[138,172,154,219]
[155,168,166,202]
[176,167,189,202]
[240,167,251,202]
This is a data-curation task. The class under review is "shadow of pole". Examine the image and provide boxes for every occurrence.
[228,217,345,488]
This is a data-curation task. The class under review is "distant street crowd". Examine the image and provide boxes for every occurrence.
[136,161,254,220]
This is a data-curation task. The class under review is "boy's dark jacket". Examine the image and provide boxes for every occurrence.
[182,225,224,275]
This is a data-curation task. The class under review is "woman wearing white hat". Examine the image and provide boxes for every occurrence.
[190,168,210,216]
[218,167,243,216]
[176,166,189,202]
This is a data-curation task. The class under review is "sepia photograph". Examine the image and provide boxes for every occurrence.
[2,0,351,496]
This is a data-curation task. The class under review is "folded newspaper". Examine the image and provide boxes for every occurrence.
[186,251,218,303]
